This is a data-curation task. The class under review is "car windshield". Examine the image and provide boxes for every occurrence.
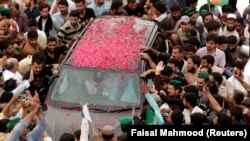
[50,65,141,110]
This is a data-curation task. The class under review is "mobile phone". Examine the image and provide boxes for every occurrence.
[147,79,154,87]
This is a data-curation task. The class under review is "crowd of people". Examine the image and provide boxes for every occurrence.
[0,0,250,140]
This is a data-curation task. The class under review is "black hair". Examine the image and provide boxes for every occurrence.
[47,36,58,44]
[227,35,237,45]
[229,105,243,122]
[59,133,75,141]
[184,44,196,53]
[183,92,197,107]
[214,95,224,107]
[170,110,184,125]
[211,72,223,86]
[206,34,217,43]
[0,119,10,132]
[73,130,81,140]
[0,91,13,103]
[233,91,244,105]
[160,66,173,76]
[4,78,17,92]
[172,45,184,53]
[184,85,199,97]
[206,21,221,32]
[167,58,179,67]
[31,52,45,65]
[58,0,69,6]
[190,55,201,67]
[0,39,11,50]
[202,12,213,21]
[207,80,218,95]
[170,5,180,12]
[202,55,215,66]
[39,3,50,11]
[191,113,207,125]
[127,0,136,4]
[153,1,166,14]
[185,0,198,7]
[69,10,80,18]
[27,30,38,39]
[187,37,200,48]
[216,35,228,45]
[111,0,123,10]
[222,4,234,13]
[233,60,245,70]
[28,19,38,27]
[217,112,232,125]
[75,0,86,4]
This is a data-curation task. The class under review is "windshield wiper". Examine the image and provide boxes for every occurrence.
[60,106,82,111]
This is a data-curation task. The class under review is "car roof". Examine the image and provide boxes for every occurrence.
[63,16,158,72]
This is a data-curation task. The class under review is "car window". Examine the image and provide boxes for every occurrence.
[50,65,141,108]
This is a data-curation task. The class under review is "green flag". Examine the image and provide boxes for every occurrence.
[145,107,162,125]
[210,0,229,6]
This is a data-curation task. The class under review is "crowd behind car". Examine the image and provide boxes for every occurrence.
[0,0,250,140]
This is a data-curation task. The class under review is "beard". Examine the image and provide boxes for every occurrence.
[229,47,237,52]
[187,66,196,73]
[41,15,48,19]
[227,26,235,32]
[172,16,181,21]
[46,48,55,54]
[115,11,123,15]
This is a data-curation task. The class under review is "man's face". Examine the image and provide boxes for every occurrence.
[58,4,68,15]
[233,67,242,77]
[171,11,181,21]
[210,29,219,36]
[187,58,196,73]
[40,8,49,18]
[70,16,79,27]
[167,63,176,72]
[219,43,227,51]
[228,43,236,50]
[235,21,242,32]
[46,41,57,53]
[96,0,104,5]
[206,40,216,52]
[190,13,198,25]
[114,7,123,15]
[227,19,236,31]
[172,48,182,61]
[167,84,177,97]
[128,2,137,11]
[28,38,38,47]
[201,59,208,67]
[203,15,213,27]
[10,4,18,16]
[0,30,4,41]
[184,51,194,60]
[76,2,86,13]
[20,128,30,141]
[28,26,37,31]
[31,62,43,74]
[180,22,190,32]
[197,77,205,90]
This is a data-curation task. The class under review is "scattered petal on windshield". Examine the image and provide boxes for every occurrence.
[71,17,147,71]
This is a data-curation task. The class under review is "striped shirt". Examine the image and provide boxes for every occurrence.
[57,21,84,46]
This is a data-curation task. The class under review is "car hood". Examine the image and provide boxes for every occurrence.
[46,105,133,140]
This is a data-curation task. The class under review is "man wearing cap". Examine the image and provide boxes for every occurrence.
[185,8,204,40]
[196,72,210,110]
[223,13,240,43]
[177,16,190,44]
[159,79,184,111]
